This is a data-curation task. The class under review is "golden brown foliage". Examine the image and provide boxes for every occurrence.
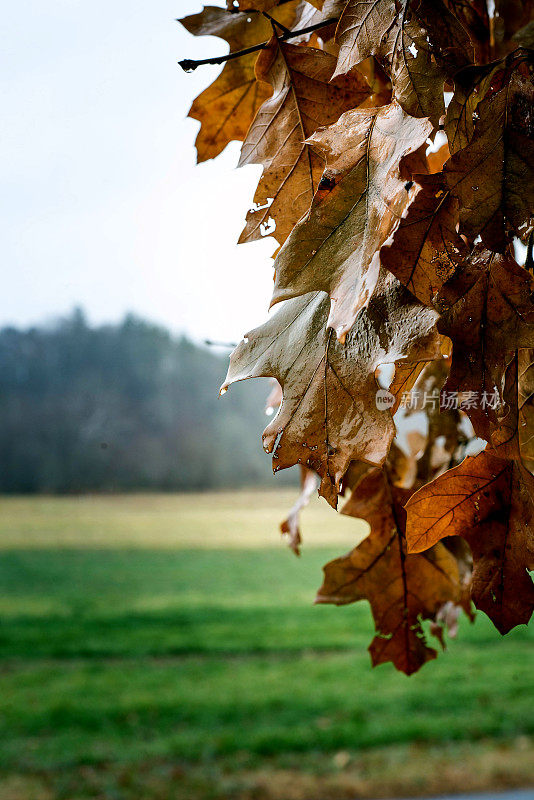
[317,464,463,675]
[181,0,534,672]
[436,246,534,440]
[406,448,534,633]
[180,4,301,161]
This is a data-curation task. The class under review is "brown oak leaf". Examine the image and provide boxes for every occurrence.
[280,465,320,554]
[444,50,534,250]
[333,0,473,125]
[445,60,497,155]
[488,350,534,472]
[388,361,427,413]
[436,246,534,441]
[221,271,441,506]
[425,140,451,174]
[180,4,300,162]
[272,101,432,340]
[380,173,467,306]
[518,349,534,472]
[513,20,534,49]
[316,465,463,674]
[405,448,534,633]
[494,0,534,56]
[238,39,370,246]
[404,357,468,481]
[387,336,452,414]
[443,0,490,62]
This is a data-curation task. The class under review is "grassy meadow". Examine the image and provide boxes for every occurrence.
[0,491,533,800]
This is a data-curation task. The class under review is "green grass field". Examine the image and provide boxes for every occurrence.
[0,491,532,800]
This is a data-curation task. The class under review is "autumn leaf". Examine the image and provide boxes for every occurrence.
[238,38,370,246]
[264,377,283,414]
[406,448,534,633]
[435,246,534,441]
[386,334,452,415]
[387,360,427,413]
[444,50,534,250]
[445,61,495,155]
[443,0,490,61]
[437,534,475,629]
[404,357,468,481]
[180,4,300,162]
[518,349,534,472]
[488,350,534,470]
[272,102,432,340]
[280,465,320,554]
[221,271,441,506]
[379,173,467,306]
[494,0,534,56]
[333,0,474,125]
[340,458,374,494]
[316,465,464,674]
[425,140,450,174]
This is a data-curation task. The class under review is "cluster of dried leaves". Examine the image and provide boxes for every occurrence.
[181,0,534,674]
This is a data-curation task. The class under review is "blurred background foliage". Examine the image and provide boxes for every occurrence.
[0,310,292,493]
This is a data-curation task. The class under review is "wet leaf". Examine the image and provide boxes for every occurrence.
[333,0,474,125]
[239,39,370,246]
[436,246,534,441]
[518,349,534,472]
[406,448,534,633]
[273,102,432,340]
[180,4,300,162]
[280,466,320,554]
[317,464,463,674]
[380,173,467,306]
[444,50,534,250]
[494,0,534,56]
[222,271,441,505]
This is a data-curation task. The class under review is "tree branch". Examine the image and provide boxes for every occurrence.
[179,18,339,72]
[262,11,291,36]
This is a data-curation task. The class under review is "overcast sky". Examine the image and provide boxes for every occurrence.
[2,0,278,343]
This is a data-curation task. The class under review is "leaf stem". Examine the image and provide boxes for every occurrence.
[179,18,338,72]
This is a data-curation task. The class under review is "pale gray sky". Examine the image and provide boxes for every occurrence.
[1,1,277,343]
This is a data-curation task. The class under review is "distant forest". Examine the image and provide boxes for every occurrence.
[0,310,292,493]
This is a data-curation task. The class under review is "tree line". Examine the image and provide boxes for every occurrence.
[0,310,289,493]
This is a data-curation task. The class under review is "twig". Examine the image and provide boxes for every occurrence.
[204,339,237,349]
[179,18,338,72]
[262,11,291,36]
